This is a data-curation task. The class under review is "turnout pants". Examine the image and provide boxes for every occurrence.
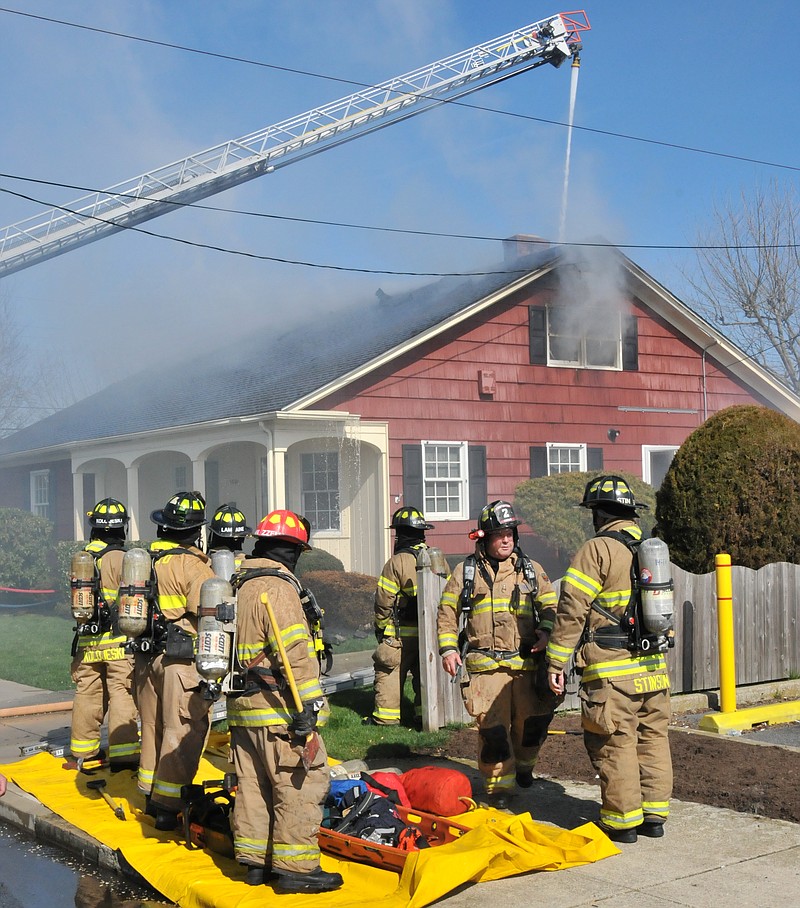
[462,667,559,794]
[70,653,139,765]
[134,652,212,811]
[371,636,421,725]
[581,678,672,831]
[230,724,329,873]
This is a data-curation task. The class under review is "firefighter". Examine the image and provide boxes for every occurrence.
[438,500,561,808]
[546,475,672,843]
[226,510,342,894]
[207,503,252,570]
[69,498,140,770]
[365,505,433,728]
[135,491,215,830]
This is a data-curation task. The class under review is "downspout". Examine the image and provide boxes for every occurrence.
[701,342,718,422]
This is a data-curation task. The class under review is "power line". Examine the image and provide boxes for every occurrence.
[1,183,797,277]
[1,6,798,174]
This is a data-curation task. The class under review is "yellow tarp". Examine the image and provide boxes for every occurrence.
[1,749,618,908]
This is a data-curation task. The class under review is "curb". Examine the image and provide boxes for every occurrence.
[0,782,129,879]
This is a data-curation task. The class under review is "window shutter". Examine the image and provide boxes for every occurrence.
[468,445,487,520]
[529,306,547,364]
[402,445,423,510]
[587,447,604,470]
[529,446,548,477]
[622,315,639,371]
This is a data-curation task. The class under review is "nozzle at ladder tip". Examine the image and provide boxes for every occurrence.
[571,51,581,68]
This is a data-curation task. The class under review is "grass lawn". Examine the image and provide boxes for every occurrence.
[320,685,454,763]
[0,611,76,690]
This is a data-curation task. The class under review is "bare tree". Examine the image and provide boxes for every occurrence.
[0,289,85,438]
[0,292,32,437]
[685,180,800,392]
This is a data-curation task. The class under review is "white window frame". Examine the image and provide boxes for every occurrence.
[642,446,679,487]
[546,443,587,475]
[301,451,341,534]
[422,441,469,521]
[30,469,50,519]
[547,305,622,371]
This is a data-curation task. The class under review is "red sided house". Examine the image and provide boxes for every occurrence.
[0,239,797,575]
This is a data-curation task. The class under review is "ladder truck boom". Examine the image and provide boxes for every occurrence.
[0,11,589,277]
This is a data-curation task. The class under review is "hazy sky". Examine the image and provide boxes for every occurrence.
[1,1,797,396]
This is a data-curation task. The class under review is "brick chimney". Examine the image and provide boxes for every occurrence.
[503,234,549,262]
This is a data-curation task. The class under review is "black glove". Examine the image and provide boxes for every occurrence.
[289,701,320,738]
[374,626,384,643]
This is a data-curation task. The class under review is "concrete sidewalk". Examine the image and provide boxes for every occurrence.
[0,676,798,907]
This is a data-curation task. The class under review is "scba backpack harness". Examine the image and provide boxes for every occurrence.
[118,546,205,658]
[69,542,126,657]
[583,531,675,655]
[230,567,333,676]
[457,548,541,666]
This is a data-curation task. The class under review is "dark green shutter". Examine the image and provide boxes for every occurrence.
[587,448,604,470]
[468,445,487,520]
[529,306,547,364]
[529,447,548,477]
[622,315,639,371]
[402,445,423,510]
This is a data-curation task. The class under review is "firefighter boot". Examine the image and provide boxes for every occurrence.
[243,864,276,885]
[272,868,344,894]
[154,808,181,831]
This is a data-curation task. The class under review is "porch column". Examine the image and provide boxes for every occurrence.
[192,459,206,500]
[272,448,287,510]
[72,472,85,541]
[126,466,140,542]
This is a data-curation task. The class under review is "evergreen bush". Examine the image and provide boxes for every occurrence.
[295,547,345,578]
[514,471,656,563]
[0,508,54,590]
[302,569,376,635]
[656,404,800,572]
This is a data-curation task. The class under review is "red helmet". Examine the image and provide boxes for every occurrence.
[254,510,312,550]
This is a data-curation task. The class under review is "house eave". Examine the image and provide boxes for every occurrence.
[624,257,800,422]
[288,261,557,411]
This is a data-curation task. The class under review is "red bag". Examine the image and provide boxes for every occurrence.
[400,767,473,816]
[362,771,411,807]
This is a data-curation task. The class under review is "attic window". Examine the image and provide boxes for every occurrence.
[529,305,638,371]
[549,306,620,368]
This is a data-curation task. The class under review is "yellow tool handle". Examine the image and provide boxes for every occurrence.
[260,592,303,713]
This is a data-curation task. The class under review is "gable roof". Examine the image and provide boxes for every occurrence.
[0,245,558,457]
[2,243,798,459]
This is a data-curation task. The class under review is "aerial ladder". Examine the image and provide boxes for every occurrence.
[0,11,589,277]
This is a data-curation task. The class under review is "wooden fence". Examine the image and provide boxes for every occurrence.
[418,552,800,727]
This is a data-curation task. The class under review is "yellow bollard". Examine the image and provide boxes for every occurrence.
[715,553,736,713]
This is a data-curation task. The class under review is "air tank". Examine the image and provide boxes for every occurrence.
[70,550,96,621]
[117,548,152,638]
[637,537,674,635]
[196,577,236,682]
[210,549,236,581]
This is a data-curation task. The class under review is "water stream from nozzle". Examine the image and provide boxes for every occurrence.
[558,54,581,244]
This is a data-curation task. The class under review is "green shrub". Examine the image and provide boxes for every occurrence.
[295,547,345,579]
[302,569,376,635]
[0,508,54,589]
[656,405,800,572]
[515,471,656,563]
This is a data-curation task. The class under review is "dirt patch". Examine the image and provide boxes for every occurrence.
[417,713,800,824]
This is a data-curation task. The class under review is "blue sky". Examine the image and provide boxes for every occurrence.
[1,1,798,392]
